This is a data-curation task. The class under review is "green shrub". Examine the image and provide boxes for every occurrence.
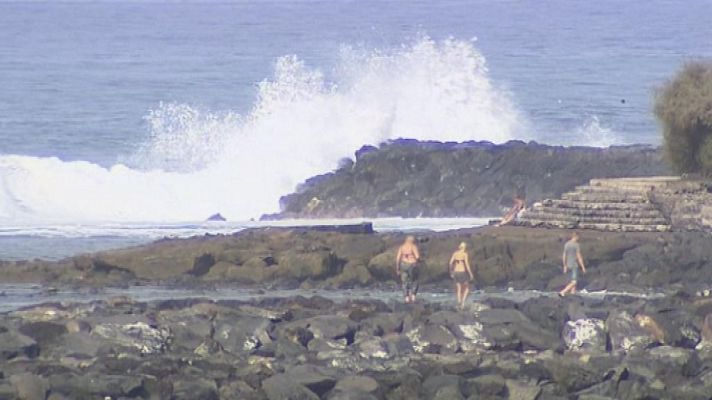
[698,135,712,176]
[654,61,712,175]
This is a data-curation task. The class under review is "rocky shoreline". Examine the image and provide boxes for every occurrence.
[3,225,711,294]
[2,225,712,399]
[2,288,712,399]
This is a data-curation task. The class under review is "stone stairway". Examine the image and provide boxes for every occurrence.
[520,177,678,232]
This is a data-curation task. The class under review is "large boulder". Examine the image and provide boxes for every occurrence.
[700,313,712,347]
[606,311,657,353]
[646,346,698,377]
[334,376,379,395]
[10,374,48,400]
[505,379,542,400]
[516,320,563,351]
[218,380,260,400]
[92,316,169,355]
[327,391,378,400]
[262,374,319,400]
[214,316,272,354]
[285,365,337,397]
[358,312,405,336]
[49,331,102,361]
[464,374,506,397]
[422,374,463,399]
[223,259,278,284]
[538,356,605,393]
[563,319,607,351]
[172,378,219,400]
[406,325,459,354]
[275,251,342,281]
[356,337,390,359]
[304,316,357,342]
[518,296,568,333]
[476,308,562,351]
[366,252,396,281]
[48,373,147,399]
[17,321,67,349]
[0,328,39,360]
[156,309,213,352]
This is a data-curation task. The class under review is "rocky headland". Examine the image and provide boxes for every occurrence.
[268,140,669,219]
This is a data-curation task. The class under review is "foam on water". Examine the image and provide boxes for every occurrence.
[0,217,492,239]
[0,284,664,313]
[0,217,492,260]
[575,116,622,147]
[0,38,523,223]
[0,37,617,226]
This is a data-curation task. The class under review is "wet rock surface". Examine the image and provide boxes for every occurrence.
[3,226,712,295]
[0,292,711,399]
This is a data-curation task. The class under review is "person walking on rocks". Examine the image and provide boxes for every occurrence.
[396,235,420,303]
[449,242,474,309]
[560,232,586,297]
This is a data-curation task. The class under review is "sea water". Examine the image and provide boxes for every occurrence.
[0,283,665,314]
[0,1,711,260]
[0,217,492,260]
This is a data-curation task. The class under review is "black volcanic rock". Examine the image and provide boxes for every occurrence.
[270,140,668,219]
[3,293,712,399]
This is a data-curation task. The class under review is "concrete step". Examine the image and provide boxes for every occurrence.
[522,211,668,225]
[541,199,660,211]
[530,206,664,219]
[520,219,671,232]
[561,192,649,203]
[574,185,649,195]
[589,177,682,190]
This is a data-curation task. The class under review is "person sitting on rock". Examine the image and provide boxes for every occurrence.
[497,194,526,227]
[560,231,586,297]
[449,242,475,309]
[396,235,420,303]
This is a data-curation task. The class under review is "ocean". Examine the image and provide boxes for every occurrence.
[1,0,711,260]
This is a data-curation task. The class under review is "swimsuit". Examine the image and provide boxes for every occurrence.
[451,259,470,284]
[399,261,418,297]
[453,270,469,284]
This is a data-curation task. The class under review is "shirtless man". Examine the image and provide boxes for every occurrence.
[560,232,586,297]
[449,242,475,309]
[498,194,526,227]
[396,236,420,303]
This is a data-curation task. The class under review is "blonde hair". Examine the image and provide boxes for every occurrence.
[458,242,467,250]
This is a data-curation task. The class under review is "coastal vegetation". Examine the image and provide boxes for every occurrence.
[655,60,712,176]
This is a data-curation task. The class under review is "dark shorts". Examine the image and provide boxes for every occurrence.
[399,261,418,297]
[569,266,579,281]
[453,271,470,284]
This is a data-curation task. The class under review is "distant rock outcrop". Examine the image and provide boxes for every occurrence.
[206,213,227,222]
[266,140,669,219]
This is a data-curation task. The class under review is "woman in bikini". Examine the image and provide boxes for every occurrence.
[449,242,474,309]
[396,236,420,303]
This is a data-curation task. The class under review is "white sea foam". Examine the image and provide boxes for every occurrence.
[574,115,621,147]
[0,217,492,239]
[0,37,524,224]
